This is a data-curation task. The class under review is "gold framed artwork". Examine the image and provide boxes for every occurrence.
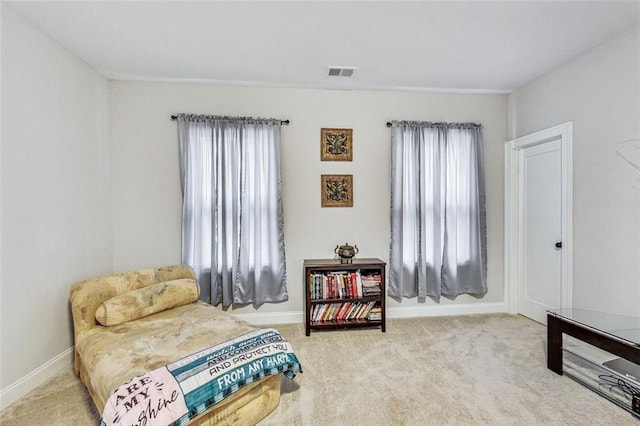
[321,128,353,161]
[321,174,353,207]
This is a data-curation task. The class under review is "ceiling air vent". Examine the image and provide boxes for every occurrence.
[328,66,357,77]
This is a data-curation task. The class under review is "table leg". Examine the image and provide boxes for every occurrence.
[547,314,563,375]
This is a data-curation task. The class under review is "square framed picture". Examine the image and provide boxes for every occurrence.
[321,128,353,161]
[321,174,353,207]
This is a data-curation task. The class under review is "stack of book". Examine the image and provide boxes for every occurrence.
[361,273,382,296]
[368,306,382,321]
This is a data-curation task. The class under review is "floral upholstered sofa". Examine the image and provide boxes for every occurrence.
[69,264,299,425]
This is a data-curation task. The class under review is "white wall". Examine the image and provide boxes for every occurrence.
[1,4,112,397]
[109,82,507,317]
[509,26,640,316]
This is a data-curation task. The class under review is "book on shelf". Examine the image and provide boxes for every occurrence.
[347,303,358,320]
[337,302,350,320]
[317,304,326,321]
[354,271,363,297]
[313,304,323,321]
[325,304,335,321]
[354,303,366,319]
[368,306,382,321]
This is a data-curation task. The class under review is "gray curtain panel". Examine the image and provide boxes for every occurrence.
[177,114,288,308]
[389,121,487,302]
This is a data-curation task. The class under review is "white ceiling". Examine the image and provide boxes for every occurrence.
[5,1,640,93]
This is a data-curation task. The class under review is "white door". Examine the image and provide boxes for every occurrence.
[505,122,572,325]
[518,140,563,323]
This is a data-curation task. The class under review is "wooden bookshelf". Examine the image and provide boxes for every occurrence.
[303,258,386,336]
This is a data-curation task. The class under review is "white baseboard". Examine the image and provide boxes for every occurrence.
[387,302,508,319]
[234,302,508,325]
[0,347,74,411]
[234,310,303,325]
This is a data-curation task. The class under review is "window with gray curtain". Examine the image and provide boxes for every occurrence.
[176,114,288,308]
[388,121,487,302]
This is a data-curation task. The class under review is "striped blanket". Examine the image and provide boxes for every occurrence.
[100,328,302,426]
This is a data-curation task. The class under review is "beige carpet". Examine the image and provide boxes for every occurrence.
[1,314,637,425]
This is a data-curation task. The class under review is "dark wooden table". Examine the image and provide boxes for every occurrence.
[547,308,640,375]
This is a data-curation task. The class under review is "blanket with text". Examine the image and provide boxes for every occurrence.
[100,328,302,426]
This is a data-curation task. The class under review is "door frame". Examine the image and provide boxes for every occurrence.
[504,122,573,316]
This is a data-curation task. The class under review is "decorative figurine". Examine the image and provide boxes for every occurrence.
[335,242,359,264]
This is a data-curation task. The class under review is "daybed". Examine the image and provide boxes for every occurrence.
[70,264,299,425]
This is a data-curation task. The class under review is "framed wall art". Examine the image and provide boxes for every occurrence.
[321,174,353,207]
[321,128,353,161]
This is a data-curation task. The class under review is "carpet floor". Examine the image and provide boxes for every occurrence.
[1,314,637,425]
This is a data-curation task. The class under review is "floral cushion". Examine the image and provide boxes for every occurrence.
[94,278,199,326]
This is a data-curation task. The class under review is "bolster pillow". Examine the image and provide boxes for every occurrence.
[95,278,200,326]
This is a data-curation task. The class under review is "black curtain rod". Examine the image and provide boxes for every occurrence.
[171,115,289,126]
[386,121,481,128]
